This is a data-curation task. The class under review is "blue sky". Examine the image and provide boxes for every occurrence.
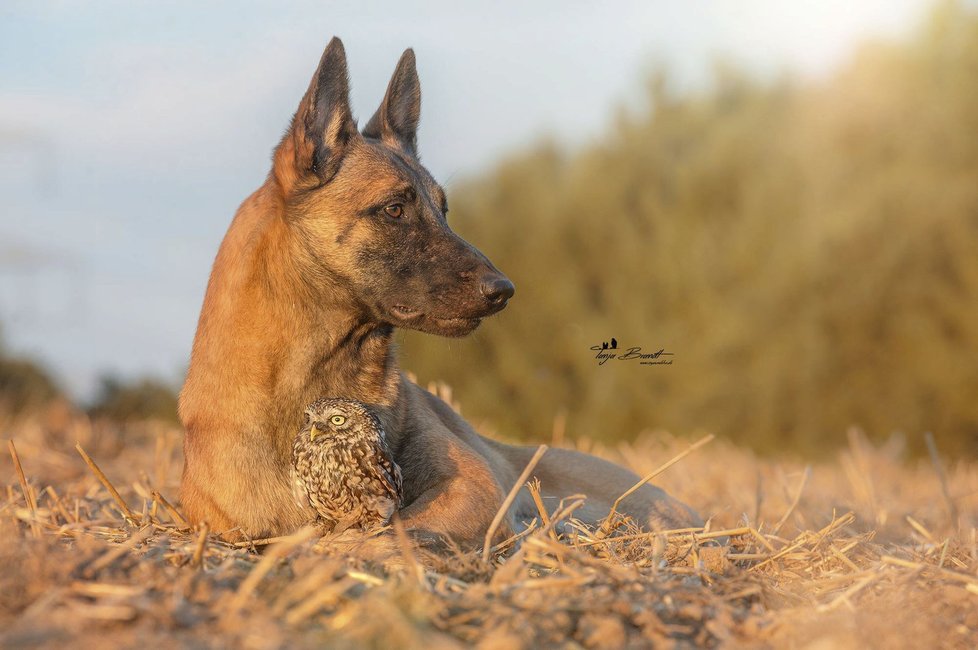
[0,0,935,398]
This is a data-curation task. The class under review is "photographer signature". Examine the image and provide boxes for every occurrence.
[589,340,674,366]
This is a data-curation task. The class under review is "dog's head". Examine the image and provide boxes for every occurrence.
[273,38,513,337]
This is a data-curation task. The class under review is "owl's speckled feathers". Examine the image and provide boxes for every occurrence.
[291,398,403,532]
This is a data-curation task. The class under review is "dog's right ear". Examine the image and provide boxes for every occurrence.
[277,37,359,189]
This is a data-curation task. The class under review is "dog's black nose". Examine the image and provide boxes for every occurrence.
[480,276,515,306]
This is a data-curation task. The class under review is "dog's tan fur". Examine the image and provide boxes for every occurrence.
[179,38,701,546]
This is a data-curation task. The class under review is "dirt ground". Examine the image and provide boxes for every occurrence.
[2,400,976,649]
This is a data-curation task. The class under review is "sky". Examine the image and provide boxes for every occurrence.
[0,0,936,399]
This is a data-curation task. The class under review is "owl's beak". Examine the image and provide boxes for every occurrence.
[309,423,321,442]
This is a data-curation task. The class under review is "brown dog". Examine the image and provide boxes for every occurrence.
[178,38,702,545]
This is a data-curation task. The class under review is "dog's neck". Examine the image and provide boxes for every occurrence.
[257,200,404,408]
[182,183,403,450]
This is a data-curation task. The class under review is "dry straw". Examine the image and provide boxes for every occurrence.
[2,419,976,647]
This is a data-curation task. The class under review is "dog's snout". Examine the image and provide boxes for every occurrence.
[480,275,515,306]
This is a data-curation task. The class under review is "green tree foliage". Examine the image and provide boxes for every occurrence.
[401,2,978,457]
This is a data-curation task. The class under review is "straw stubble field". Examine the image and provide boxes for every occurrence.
[2,390,977,649]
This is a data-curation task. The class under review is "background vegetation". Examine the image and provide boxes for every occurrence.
[0,326,178,426]
[401,2,978,457]
[0,326,61,421]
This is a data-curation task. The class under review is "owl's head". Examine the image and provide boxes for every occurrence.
[303,397,381,442]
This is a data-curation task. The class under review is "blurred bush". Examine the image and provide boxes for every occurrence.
[0,326,179,426]
[0,329,62,420]
[401,2,978,457]
[88,374,179,424]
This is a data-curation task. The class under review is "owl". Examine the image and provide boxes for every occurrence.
[291,397,403,533]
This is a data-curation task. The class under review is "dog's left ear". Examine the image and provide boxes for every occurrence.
[363,48,421,154]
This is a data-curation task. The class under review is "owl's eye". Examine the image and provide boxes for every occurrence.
[330,415,347,426]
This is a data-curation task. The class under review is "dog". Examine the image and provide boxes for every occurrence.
[178,37,702,545]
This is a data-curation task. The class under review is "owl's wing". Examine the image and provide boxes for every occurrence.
[377,448,403,504]
[289,459,311,510]
[360,437,403,505]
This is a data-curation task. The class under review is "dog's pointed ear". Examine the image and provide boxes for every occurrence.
[363,48,421,154]
[283,37,359,184]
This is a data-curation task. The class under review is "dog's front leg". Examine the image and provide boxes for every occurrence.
[397,475,507,549]
[395,436,510,550]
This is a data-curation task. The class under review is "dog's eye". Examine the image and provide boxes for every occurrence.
[330,415,346,426]
[384,204,404,218]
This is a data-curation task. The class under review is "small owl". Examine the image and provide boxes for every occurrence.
[291,397,403,533]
